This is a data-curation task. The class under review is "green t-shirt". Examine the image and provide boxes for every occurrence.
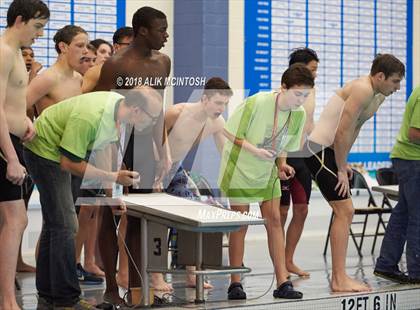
[218,91,306,203]
[25,91,123,163]
[391,86,420,160]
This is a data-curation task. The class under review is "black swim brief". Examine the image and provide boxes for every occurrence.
[303,140,351,202]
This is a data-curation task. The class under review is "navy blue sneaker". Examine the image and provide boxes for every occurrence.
[273,281,303,299]
[77,263,104,285]
[408,277,420,284]
[227,282,246,300]
[374,269,410,284]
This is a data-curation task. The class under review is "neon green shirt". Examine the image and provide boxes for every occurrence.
[391,86,420,160]
[218,92,306,203]
[25,91,123,163]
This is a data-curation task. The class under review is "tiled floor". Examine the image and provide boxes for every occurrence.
[15,193,420,309]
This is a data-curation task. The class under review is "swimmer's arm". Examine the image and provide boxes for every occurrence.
[82,64,101,93]
[26,106,35,121]
[0,46,19,163]
[408,127,420,144]
[26,71,55,109]
[333,89,370,172]
[224,129,275,160]
[153,106,172,185]
[157,54,172,157]
[213,118,226,153]
[164,104,183,133]
[154,111,168,150]
[94,60,116,91]
[214,131,226,154]
[154,54,172,153]
[223,128,258,154]
[302,90,316,134]
[162,54,171,78]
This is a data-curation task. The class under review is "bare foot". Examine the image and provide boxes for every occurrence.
[1,305,20,310]
[186,275,213,289]
[84,263,105,277]
[331,276,371,292]
[286,262,310,277]
[1,301,21,310]
[16,262,36,273]
[103,290,125,306]
[151,273,173,291]
[116,272,128,290]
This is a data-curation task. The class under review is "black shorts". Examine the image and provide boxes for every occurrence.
[280,155,312,206]
[71,175,105,213]
[123,130,156,194]
[303,140,351,202]
[0,134,34,203]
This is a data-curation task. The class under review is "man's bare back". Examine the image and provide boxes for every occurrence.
[27,65,83,114]
[310,76,385,147]
[336,76,385,127]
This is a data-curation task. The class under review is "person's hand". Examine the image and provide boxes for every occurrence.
[254,148,276,160]
[335,169,351,198]
[204,197,224,207]
[110,198,126,215]
[279,163,295,180]
[153,180,163,192]
[346,165,354,180]
[21,118,36,142]
[154,157,172,185]
[116,170,140,187]
[6,159,27,185]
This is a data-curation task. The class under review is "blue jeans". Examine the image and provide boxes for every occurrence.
[376,158,420,278]
[23,149,81,306]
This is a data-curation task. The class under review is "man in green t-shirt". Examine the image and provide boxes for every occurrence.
[375,86,420,284]
[218,64,314,300]
[23,87,162,308]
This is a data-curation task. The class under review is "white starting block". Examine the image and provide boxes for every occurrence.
[123,192,265,306]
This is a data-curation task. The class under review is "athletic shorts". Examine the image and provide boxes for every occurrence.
[70,150,105,213]
[303,140,351,202]
[165,166,195,199]
[1,134,34,202]
[71,175,105,199]
[280,154,312,206]
[124,130,156,194]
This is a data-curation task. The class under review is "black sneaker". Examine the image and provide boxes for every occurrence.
[227,282,246,300]
[408,277,420,284]
[273,281,303,299]
[77,263,104,285]
[374,269,410,284]
[54,299,100,309]
[37,296,53,310]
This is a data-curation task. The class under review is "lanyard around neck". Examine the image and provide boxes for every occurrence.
[271,93,291,151]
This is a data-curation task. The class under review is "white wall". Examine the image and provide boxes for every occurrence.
[125,0,174,106]
[228,0,245,113]
[413,0,419,87]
